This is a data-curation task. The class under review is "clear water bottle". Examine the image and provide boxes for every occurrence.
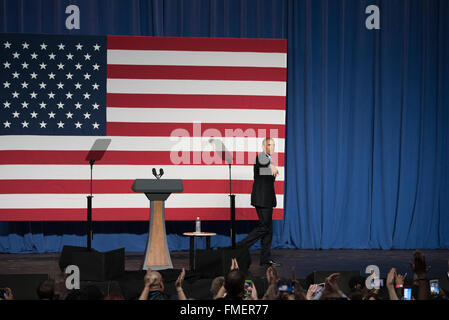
[195,217,201,233]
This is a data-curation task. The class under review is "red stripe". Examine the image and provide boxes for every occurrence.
[107,36,287,53]
[0,208,283,221]
[106,122,285,138]
[0,179,284,194]
[106,93,286,110]
[107,65,286,82]
[0,151,285,166]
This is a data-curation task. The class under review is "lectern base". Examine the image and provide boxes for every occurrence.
[142,200,173,270]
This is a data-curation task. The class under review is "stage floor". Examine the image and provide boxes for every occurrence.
[1,249,448,280]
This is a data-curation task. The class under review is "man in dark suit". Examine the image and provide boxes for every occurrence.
[238,138,279,267]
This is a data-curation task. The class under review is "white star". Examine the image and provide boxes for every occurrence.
[12,71,20,78]
[22,42,29,49]
[21,62,29,69]
[74,102,82,109]
[75,122,82,128]
[3,81,10,88]
[3,61,11,69]
[57,82,64,89]
[3,121,11,128]
[30,52,38,59]
[66,53,74,60]
[30,91,37,99]
[30,111,38,118]
[83,92,91,100]
[57,102,64,109]
[83,73,91,80]
[84,53,91,60]
[21,121,29,128]
[92,83,99,90]
[39,82,47,89]
[12,111,20,118]
[75,43,83,50]
[66,111,73,119]
[48,53,56,60]
[39,102,47,109]
[3,101,11,108]
[92,63,100,71]
[74,82,82,89]
[48,111,56,118]
[58,43,65,50]
[48,92,55,99]
[48,72,56,79]
[39,121,47,128]
[57,63,64,70]
[66,72,73,79]
[12,91,19,98]
[30,72,38,79]
[83,112,91,119]
[92,122,100,129]
[75,63,82,70]
[21,81,29,89]
[57,121,65,128]
[92,102,100,110]
[66,92,73,99]
[3,41,11,49]
[40,43,47,50]
[12,52,20,59]
[93,44,101,51]
[21,101,29,109]
[39,62,47,70]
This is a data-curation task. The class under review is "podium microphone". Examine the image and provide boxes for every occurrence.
[152,168,158,179]
[152,168,164,179]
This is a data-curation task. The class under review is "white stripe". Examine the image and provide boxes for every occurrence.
[107,50,287,68]
[106,79,286,96]
[0,165,285,181]
[0,193,284,209]
[0,136,285,152]
[107,107,286,125]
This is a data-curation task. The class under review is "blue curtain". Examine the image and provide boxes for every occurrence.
[281,0,449,249]
[0,0,448,252]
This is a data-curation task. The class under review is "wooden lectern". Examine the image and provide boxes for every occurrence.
[132,179,183,270]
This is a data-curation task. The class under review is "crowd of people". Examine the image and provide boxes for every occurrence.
[0,250,447,301]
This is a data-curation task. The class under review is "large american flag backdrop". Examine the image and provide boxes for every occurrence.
[0,34,286,222]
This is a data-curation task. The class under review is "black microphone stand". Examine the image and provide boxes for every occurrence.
[85,138,111,251]
[228,162,236,249]
[210,139,236,248]
[87,160,94,251]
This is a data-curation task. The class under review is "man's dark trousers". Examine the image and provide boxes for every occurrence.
[239,206,273,265]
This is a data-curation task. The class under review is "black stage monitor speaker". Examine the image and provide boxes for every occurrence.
[195,246,251,278]
[59,245,89,271]
[59,246,125,281]
[195,249,223,278]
